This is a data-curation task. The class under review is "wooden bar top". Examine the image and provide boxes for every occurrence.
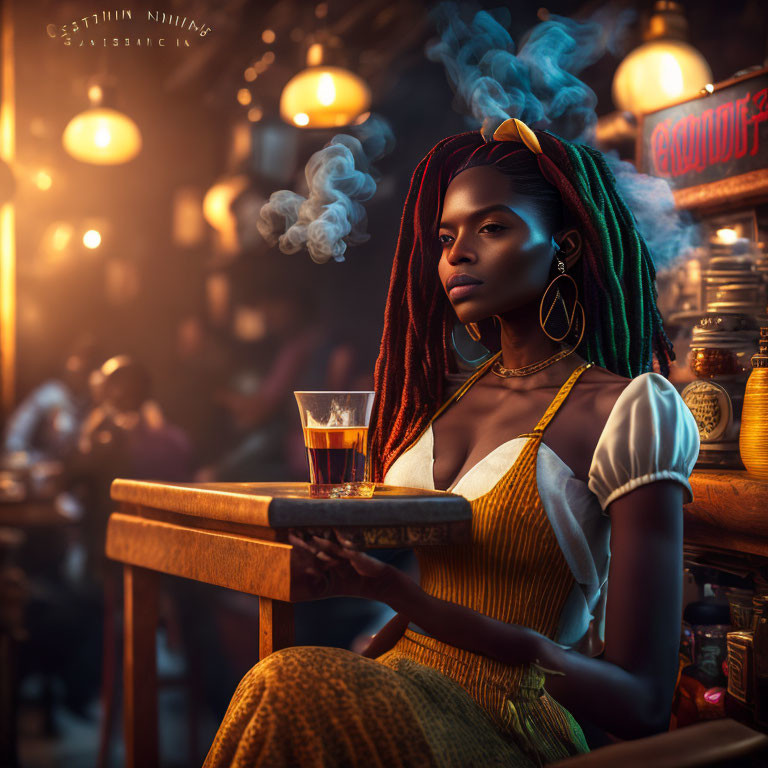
[686,469,768,559]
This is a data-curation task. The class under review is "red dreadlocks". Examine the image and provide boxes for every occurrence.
[368,129,674,482]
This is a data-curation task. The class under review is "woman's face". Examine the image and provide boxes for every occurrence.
[438,164,556,325]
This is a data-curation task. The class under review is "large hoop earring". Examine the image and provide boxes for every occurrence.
[539,253,581,342]
[465,322,482,342]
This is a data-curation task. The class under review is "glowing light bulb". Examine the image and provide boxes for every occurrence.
[281,67,370,128]
[63,107,141,164]
[613,40,711,115]
[659,53,684,99]
[317,73,336,106]
[94,126,111,147]
[83,229,102,249]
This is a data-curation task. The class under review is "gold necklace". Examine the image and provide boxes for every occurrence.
[491,345,576,378]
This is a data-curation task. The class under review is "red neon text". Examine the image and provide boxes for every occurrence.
[650,88,768,178]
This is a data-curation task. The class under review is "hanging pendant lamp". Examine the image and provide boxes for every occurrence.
[63,82,142,165]
[280,44,371,128]
[612,1,712,115]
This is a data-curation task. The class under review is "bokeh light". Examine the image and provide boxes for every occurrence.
[34,170,52,191]
[83,229,102,249]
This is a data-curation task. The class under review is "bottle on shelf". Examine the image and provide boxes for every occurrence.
[739,327,768,478]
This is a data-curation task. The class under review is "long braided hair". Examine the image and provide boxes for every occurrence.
[369,129,675,482]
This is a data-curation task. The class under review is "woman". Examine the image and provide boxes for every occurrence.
[205,120,700,767]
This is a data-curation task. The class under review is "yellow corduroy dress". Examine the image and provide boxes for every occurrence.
[205,357,593,768]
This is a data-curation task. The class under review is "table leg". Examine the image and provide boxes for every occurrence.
[123,565,158,768]
[259,598,294,660]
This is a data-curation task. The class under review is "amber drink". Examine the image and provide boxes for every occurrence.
[294,392,375,498]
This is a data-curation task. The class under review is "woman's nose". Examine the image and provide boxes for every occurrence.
[446,234,477,264]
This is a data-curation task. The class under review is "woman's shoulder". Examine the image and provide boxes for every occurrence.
[579,363,631,388]
[587,367,696,447]
[586,368,700,512]
[572,364,633,438]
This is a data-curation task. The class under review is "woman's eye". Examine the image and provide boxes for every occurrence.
[439,224,505,245]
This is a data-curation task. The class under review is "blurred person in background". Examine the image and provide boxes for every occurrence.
[28,355,197,726]
[79,355,193,482]
[2,339,101,462]
[76,354,194,572]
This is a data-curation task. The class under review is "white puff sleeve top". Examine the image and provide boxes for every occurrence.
[384,370,700,652]
[587,372,700,514]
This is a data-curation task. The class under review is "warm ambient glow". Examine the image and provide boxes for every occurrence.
[716,227,739,245]
[51,223,74,251]
[280,66,371,128]
[613,39,712,114]
[82,229,101,249]
[237,88,252,105]
[247,107,263,122]
[62,107,142,164]
[34,170,52,190]
[203,175,249,253]
[612,2,711,116]
[261,29,275,44]
[306,43,324,67]
[202,175,249,233]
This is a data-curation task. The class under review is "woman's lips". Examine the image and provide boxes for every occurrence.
[448,282,482,300]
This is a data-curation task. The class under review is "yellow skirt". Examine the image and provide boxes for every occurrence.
[204,639,589,768]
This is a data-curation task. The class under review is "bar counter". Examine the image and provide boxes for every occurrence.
[686,469,768,559]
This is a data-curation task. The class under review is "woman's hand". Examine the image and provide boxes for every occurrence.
[288,529,403,603]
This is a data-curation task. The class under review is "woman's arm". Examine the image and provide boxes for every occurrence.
[531,480,684,739]
[359,613,410,658]
[302,480,683,740]
[384,482,683,740]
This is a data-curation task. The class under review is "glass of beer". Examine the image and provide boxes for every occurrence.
[294,391,376,498]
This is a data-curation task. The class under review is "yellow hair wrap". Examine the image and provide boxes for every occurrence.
[492,118,543,155]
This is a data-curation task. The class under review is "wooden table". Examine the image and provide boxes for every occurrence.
[106,480,472,768]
